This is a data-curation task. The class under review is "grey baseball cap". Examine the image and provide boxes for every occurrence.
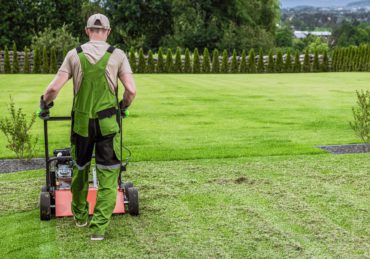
[86,13,110,29]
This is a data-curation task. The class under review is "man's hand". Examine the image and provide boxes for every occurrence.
[119,100,130,118]
[37,95,54,120]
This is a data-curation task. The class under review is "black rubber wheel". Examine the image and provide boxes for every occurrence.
[127,187,139,216]
[123,182,134,199]
[41,185,47,192]
[40,192,51,221]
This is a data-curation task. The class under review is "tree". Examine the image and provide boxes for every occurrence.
[221,50,229,73]
[12,42,19,73]
[146,49,155,73]
[202,48,211,73]
[267,50,275,73]
[321,49,329,72]
[276,26,293,48]
[248,49,256,73]
[349,90,370,145]
[165,48,173,73]
[239,50,247,73]
[212,49,220,73]
[42,47,49,74]
[33,48,42,74]
[293,50,301,73]
[184,48,192,73]
[230,49,238,73]
[174,47,182,73]
[49,47,57,74]
[4,46,11,73]
[23,47,30,73]
[275,50,284,73]
[129,47,137,73]
[285,49,292,73]
[303,49,311,72]
[156,47,165,73]
[192,48,200,73]
[137,48,146,73]
[312,49,320,72]
[257,48,264,73]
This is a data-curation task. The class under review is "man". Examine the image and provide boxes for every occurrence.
[38,13,136,241]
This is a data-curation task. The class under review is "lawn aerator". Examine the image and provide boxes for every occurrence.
[39,116,138,220]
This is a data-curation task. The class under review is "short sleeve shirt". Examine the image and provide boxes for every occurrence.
[59,40,132,94]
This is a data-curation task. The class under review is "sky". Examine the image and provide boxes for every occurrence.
[281,0,357,8]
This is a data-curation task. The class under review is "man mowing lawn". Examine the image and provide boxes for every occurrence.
[37,13,136,241]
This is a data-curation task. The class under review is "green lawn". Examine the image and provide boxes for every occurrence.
[0,73,369,258]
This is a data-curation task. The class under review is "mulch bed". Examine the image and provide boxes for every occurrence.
[0,158,45,174]
[317,144,370,154]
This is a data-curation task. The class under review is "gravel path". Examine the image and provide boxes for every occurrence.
[0,158,45,174]
[317,144,370,154]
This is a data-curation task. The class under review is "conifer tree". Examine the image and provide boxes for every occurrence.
[156,47,165,73]
[230,49,238,73]
[239,50,247,73]
[12,42,19,73]
[221,49,229,73]
[248,49,256,73]
[184,48,192,73]
[257,48,264,73]
[49,47,57,73]
[42,47,49,73]
[165,48,173,73]
[33,48,42,73]
[146,49,155,73]
[129,47,136,73]
[267,50,275,73]
[337,48,343,71]
[293,50,301,73]
[211,49,219,73]
[331,48,338,72]
[285,49,292,73]
[137,48,146,73]
[313,49,320,72]
[23,47,30,73]
[63,47,67,59]
[202,48,211,73]
[192,48,200,73]
[275,50,283,73]
[303,49,311,72]
[4,46,11,73]
[321,49,329,72]
[174,47,182,73]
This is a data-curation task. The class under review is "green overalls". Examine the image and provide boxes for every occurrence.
[70,46,121,235]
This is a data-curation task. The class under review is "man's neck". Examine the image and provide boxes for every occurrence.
[89,37,106,42]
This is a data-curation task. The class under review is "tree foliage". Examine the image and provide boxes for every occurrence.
[212,49,220,73]
[349,90,370,145]
[42,47,49,74]
[23,47,30,73]
[4,46,11,73]
[230,49,238,73]
[137,48,146,73]
[257,48,265,73]
[202,48,211,73]
[248,49,256,73]
[239,50,247,73]
[174,47,182,73]
[146,49,155,73]
[49,47,57,74]
[184,48,192,73]
[221,50,229,73]
[192,48,200,73]
[267,50,275,73]
[12,42,19,73]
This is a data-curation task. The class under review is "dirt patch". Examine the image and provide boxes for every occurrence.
[317,144,370,154]
[209,176,269,185]
[0,158,45,173]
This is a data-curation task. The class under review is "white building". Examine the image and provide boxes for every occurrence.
[294,31,332,39]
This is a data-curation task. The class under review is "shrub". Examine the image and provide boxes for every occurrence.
[192,48,200,73]
[174,47,182,73]
[137,48,146,73]
[349,90,370,146]
[293,50,301,73]
[165,48,174,73]
[4,46,11,73]
[275,50,284,73]
[257,48,264,73]
[62,46,68,59]
[239,50,247,73]
[230,49,238,73]
[184,48,192,73]
[146,49,155,73]
[42,47,49,73]
[23,47,30,73]
[202,48,211,73]
[285,49,292,73]
[248,49,256,73]
[0,97,38,159]
[211,49,220,73]
[12,42,19,73]
[321,49,329,72]
[267,50,275,73]
[156,47,165,73]
[303,49,311,72]
[49,47,57,73]
[129,47,137,73]
[312,49,320,72]
[33,48,42,73]
[220,49,229,73]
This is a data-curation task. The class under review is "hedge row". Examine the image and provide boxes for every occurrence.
[1,44,370,74]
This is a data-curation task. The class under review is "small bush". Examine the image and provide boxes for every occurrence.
[303,49,311,72]
[248,49,256,73]
[42,47,49,73]
[137,48,146,73]
[313,49,320,72]
[0,97,38,160]
[202,48,211,73]
[220,49,229,73]
[33,48,42,73]
[146,50,155,73]
[257,48,264,73]
[192,48,200,73]
[211,49,220,73]
[129,47,137,73]
[239,50,247,73]
[165,48,174,73]
[267,50,275,73]
[174,47,182,73]
[285,49,292,73]
[293,50,301,73]
[12,42,19,73]
[349,90,370,146]
[4,46,11,73]
[230,49,238,73]
[275,50,284,73]
[49,47,57,73]
[157,47,165,73]
[23,47,30,73]
[184,48,192,73]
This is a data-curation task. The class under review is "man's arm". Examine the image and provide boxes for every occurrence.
[118,73,137,108]
[43,71,70,105]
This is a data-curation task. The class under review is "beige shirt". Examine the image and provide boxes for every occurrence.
[59,41,132,94]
